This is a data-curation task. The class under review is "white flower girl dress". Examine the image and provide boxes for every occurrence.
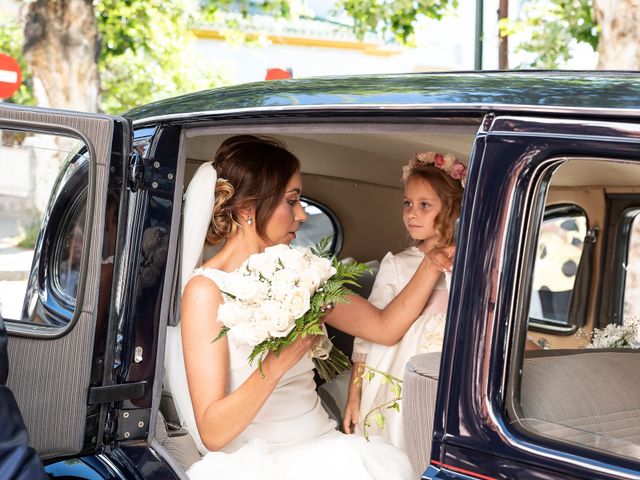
[352,247,449,451]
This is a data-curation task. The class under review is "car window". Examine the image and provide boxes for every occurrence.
[0,127,86,323]
[528,206,587,331]
[623,213,640,318]
[52,192,87,304]
[512,158,640,465]
[290,198,342,254]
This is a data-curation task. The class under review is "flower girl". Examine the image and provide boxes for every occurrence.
[343,152,465,451]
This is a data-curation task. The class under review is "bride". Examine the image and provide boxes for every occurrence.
[166,135,452,479]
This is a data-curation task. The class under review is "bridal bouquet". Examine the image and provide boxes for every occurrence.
[214,238,367,382]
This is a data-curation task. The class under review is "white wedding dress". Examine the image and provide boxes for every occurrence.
[180,268,414,480]
[166,162,413,479]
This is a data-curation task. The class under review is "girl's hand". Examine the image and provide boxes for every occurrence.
[342,395,360,434]
[427,245,455,272]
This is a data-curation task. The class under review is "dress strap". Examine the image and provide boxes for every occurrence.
[189,267,227,290]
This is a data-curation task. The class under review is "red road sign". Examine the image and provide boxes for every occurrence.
[0,53,22,99]
[265,68,292,81]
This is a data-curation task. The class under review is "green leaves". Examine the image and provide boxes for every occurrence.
[499,0,598,69]
[96,0,228,114]
[358,364,403,441]
[336,0,458,45]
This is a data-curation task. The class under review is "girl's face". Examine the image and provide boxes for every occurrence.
[402,176,443,249]
[263,170,308,246]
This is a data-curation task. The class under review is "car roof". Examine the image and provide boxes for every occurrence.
[126,71,640,124]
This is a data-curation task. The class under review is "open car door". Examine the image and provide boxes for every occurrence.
[0,104,129,460]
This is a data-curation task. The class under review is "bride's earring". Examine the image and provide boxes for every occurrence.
[247,216,253,226]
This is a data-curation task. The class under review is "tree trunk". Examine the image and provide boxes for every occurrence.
[23,0,100,112]
[593,0,640,69]
[498,0,508,70]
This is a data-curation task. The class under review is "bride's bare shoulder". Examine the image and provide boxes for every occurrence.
[182,273,224,307]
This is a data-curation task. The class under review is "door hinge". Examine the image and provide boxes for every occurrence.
[128,151,145,192]
[116,408,150,441]
[88,380,148,405]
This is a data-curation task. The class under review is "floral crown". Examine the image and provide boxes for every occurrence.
[402,151,467,187]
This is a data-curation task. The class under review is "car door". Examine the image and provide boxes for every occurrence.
[0,104,129,460]
[428,114,640,479]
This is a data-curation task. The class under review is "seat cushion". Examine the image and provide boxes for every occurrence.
[155,411,202,471]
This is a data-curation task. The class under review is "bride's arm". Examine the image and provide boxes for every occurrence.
[181,275,315,451]
[325,249,452,345]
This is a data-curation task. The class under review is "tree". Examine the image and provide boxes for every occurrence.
[15,0,228,114]
[593,0,640,69]
[499,0,598,69]
[336,0,458,45]
[95,0,228,113]
[23,0,100,112]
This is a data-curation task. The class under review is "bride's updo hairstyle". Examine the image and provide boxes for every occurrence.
[207,134,301,244]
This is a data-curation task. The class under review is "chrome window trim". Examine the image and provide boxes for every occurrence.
[131,103,640,126]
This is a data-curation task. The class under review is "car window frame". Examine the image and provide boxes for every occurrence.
[297,196,343,255]
[528,203,588,335]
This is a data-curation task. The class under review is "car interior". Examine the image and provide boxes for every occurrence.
[155,121,640,474]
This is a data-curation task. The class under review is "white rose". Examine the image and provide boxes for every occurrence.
[228,320,269,347]
[310,255,336,284]
[261,300,296,338]
[286,287,311,319]
[266,244,307,272]
[298,269,322,295]
[270,268,300,300]
[223,272,265,303]
[217,301,251,327]
[247,252,278,279]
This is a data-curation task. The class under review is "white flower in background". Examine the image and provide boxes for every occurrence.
[588,316,640,349]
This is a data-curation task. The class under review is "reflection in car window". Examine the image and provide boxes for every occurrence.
[53,195,86,302]
[0,128,85,321]
[529,209,586,327]
[290,199,341,253]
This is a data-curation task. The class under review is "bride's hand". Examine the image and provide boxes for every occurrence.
[265,334,316,378]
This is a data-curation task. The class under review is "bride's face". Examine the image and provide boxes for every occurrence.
[263,170,307,246]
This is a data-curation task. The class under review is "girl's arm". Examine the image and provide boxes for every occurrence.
[343,362,364,433]
[181,275,315,451]
[326,247,453,345]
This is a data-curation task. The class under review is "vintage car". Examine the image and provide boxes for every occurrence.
[1,71,640,479]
